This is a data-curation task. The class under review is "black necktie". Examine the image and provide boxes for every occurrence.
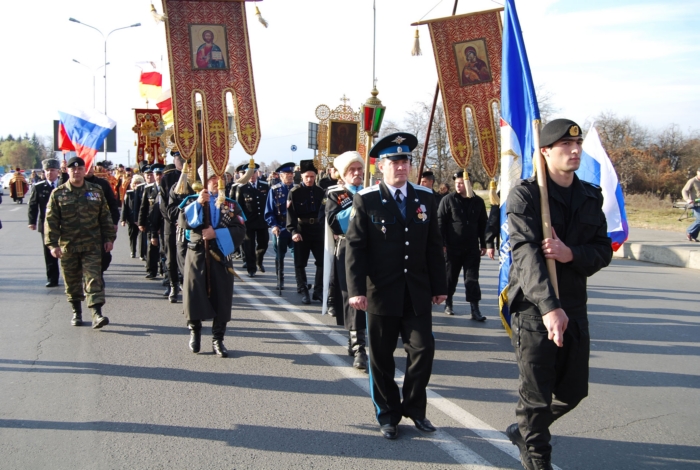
[394,189,403,204]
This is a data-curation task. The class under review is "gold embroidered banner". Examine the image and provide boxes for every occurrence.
[162,0,261,177]
[417,8,503,177]
[133,109,164,165]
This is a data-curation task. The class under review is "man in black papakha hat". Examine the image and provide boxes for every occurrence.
[345,132,447,440]
[286,159,326,304]
[504,119,612,470]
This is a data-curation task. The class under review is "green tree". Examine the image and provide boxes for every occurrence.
[0,140,38,169]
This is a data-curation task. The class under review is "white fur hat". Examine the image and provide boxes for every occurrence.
[333,151,364,181]
[197,162,217,183]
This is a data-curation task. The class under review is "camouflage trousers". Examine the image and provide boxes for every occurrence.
[60,249,105,307]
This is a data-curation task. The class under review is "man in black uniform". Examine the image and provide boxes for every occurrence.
[120,174,145,258]
[134,163,149,260]
[138,165,161,279]
[504,119,612,470]
[419,170,445,206]
[325,151,367,369]
[437,171,487,320]
[346,133,447,440]
[160,154,183,302]
[28,159,62,287]
[287,159,325,304]
[231,163,269,277]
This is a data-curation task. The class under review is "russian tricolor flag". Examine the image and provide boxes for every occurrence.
[576,126,629,251]
[58,108,116,170]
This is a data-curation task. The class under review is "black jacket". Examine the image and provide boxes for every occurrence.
[159,168,181,232]
[437,192,487,251]
[120,190,137,225]
[345,182,447,317]
[286,183,326,241]
[231,180,269,229]
[485,204,500,249]
[28,179,59,233]
[85,174,120,225]
[506,174,612,315]
[138,183,160,235]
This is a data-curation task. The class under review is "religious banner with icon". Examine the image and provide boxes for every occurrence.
[161,0,261,178]
[414,8,503,177]
[133,109,165,165]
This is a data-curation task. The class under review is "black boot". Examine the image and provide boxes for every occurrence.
[300,287,311,305]
[212,339,228,357]
[350,330,368,370]
[530,457,553,470]
[90,304,109,329]
[506,423,534,470]
[70,301,83,326]
[445,299,454,316]
[470,302,486,321]
[189,327,201,353]
[169,282,180,303]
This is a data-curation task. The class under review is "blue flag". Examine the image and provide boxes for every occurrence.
[498,0,540,336]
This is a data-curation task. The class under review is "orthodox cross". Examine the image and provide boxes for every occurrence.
[210,120,225,148]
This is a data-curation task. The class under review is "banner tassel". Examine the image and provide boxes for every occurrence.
[216,177,226,208]
[489,180,500,206]
[411,28,422,56]
[150,3,167,23]
[175,161,190,195]
[255,6,268,28]
[464,169,475,198]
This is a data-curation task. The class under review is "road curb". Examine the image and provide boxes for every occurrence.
[613,242,700,270]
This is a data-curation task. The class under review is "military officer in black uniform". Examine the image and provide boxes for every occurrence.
[346,133,447,440]
[437,170,487,320]
[230,163,269,277]
[287,159,325,304]
[28,159,62,287]
[138,165,161,279]
[504,119,612,470]
[160,156,183,301]
[264,162,296,290]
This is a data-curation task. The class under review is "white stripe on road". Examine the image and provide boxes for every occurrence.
[237,285,495,469]
[239,278,563,470]
[10,207,21,211]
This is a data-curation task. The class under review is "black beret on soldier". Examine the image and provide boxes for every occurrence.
[540,119,583,148]
[66,156,85,168]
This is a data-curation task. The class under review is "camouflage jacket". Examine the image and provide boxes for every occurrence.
[44,181,116,252]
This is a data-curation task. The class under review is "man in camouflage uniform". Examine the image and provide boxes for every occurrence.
[45,156,116,329]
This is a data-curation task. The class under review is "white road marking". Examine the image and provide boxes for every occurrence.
[238,285,495,469]
[10,207,21,211]
[239,277,563,470]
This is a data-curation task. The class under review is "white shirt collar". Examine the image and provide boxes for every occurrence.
[384,181,407,199]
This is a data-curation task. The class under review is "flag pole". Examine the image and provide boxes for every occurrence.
[415,0,459,183]
[532,119,559,297]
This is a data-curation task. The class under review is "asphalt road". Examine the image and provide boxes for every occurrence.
[0,198,698,469]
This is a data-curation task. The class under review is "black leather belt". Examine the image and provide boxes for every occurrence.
[299,217,319,224]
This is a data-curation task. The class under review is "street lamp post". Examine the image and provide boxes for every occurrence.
[69,18,141,160]
[72,59,110,109]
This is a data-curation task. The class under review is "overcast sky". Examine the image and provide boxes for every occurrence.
[1,0,698,168]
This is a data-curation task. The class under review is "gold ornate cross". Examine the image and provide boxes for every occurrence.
[180,128,194,147]
[453,140,468,159]
[210,120,225,148]
[340,94,350,106]
[241,124,256,144]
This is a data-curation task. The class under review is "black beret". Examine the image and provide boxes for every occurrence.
[66,157,85,168]
[540,119,582,147]
[453,170,469,180]
[421,171,435,178]
[299,159,318,174]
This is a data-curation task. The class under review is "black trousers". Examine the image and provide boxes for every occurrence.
[242,225,269,274]
[138,229,148,258]
[367,290,434,426]
[445,248,481,305]
[146,233,160,276]
[127,222,139,256]
[164,229,179,283]
[512,305,590,460]
[187,318,227,341]
[293,237,324,296]
[41,233,59,283]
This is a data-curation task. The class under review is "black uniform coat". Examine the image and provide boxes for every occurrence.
[28,179,58,233]
[138,183,161,237]
[484,204,500,250]
[345,182,447,317]
[119,190,138,225]
[159,169,181,235]
[231,180,269,230]
[507,174,612,316]
[286,183,326,241]
[437,192,487,251]
[179,194,246,322]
